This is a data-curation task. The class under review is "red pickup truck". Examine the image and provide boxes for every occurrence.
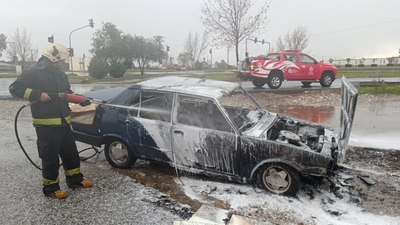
[250,51,337,89]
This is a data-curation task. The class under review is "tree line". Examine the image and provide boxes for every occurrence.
[0,0,313,78]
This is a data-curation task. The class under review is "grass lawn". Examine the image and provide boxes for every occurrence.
[359,84,400,95]
[0,71,18,78]
[339,71,400,78]
[69,71,239,83]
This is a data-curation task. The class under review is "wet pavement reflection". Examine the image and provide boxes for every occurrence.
[114,161,230,211]
[272,105,336,125]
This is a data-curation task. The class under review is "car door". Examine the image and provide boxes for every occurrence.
[283,53,302,79]
[125,90,174,162]
[298,54,321,80]
[171,94,239,175]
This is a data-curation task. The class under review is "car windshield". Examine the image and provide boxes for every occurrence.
[219,87,265,132]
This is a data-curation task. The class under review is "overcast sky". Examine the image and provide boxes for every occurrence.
[1,0,400,64]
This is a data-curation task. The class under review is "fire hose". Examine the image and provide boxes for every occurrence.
[14,93,102,171]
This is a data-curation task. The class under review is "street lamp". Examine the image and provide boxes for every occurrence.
[68,19,94,73]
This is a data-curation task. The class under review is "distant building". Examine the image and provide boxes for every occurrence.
[69,56,91,71]
[0,62,15,71]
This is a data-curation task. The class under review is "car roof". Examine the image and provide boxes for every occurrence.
[135,76,240,99]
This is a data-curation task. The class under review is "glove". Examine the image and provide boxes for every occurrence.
[79,99,91,107]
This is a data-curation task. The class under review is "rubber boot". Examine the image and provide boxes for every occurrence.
[68,178,93,189]
[45,189,69,199]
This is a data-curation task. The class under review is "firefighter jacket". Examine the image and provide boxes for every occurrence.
[9,57,72,127]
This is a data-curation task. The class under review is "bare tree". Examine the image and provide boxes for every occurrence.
[201,0,269,66]
[0,34,6,57]
[275,36,285,52]
[182,31,209,68]
[6,28,36,70]
[276,26,309,52]
[177,52,193,68]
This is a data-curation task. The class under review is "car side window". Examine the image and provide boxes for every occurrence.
[138,91,173,122]
[284,54,298,62]
[300,54,316,64]
[126,94,140,117]
[126,91,173,122]
[177,95,233,133]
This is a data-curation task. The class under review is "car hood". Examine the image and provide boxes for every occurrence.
[338,77,358,163]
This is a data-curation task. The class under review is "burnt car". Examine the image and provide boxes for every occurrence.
[71,76,358,195]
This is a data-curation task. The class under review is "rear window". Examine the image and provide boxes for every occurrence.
[266,53,280,60]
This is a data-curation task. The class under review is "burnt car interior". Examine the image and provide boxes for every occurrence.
[177,95,233,133]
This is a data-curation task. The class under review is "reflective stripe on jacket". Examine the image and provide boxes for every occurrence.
[32,116,71,126]
[9,57,73,127]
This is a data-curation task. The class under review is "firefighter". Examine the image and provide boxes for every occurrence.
[9,43,93,199]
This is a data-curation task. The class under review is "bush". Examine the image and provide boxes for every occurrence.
[357,64,365,67]
[88,56,109,79]
[109,62,127,78]
[194,61,205,70]
[386,63,394,66]
[345,64,352,67]
[371,64,378,67]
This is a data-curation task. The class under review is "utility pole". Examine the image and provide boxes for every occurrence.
[227,47,230,66]
[209,48,213,69]
[68,19,94,74]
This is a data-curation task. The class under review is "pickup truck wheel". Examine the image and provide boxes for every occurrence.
[320,72,334,87]
[105,139,137,168]
[259,163,301,195]
[252,77,267,88]
[267,74,283,89]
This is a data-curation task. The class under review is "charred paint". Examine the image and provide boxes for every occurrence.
[71,76,358,192]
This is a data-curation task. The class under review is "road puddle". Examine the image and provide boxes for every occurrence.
[113,161,230,212]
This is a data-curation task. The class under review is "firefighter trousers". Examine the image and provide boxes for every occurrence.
[35,125,83,194]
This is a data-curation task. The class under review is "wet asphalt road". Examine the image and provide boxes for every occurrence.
[0,100,180,225]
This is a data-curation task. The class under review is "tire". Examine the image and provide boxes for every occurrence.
[301,82,311,87]
[105,139,137,168]
[252,77,267,88]
[320,72,334,87]
[258,163,301,195]
[267,73,283,89]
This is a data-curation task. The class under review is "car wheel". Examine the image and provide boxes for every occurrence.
[267,73,283,89]
[105,139,137,168]
[301,82,311,87]
[259,163,301,195]
[320,72,334,87]
[252,77,266,88]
